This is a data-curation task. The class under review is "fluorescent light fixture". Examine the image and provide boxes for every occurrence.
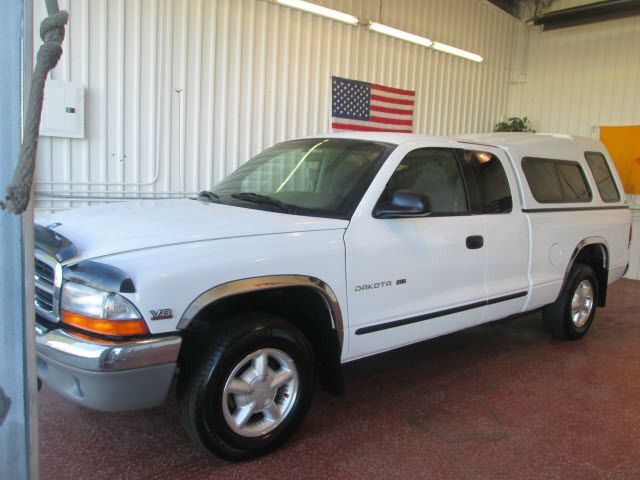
[368,21,484,63]
[276,0,359,26]
[368,22,433,47]
[433,41,483,63]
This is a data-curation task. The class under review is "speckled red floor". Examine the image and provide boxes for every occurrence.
[39,279,640,480]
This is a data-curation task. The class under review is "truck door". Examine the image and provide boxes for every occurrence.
[459,146,530,321]
[344,146,488,360]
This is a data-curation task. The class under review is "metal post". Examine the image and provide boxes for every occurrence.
[0,0,38,479]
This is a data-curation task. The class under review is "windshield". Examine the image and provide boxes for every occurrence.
[209,138,395,219]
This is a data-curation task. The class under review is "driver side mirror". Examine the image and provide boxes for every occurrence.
[373,190,432,219]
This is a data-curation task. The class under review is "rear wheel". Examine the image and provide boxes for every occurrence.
[177,313,314,460]
[543,262,598,340]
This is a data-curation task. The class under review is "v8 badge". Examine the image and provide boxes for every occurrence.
[150,308,173,320]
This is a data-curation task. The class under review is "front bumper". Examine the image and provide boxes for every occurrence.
[36,323,182,411]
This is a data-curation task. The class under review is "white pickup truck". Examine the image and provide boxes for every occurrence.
[35,132,631,459]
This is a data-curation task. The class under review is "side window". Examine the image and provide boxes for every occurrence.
[382,148,468,215]
[522,157,592,203]
[462,151,512,213]
[585,152,621,202]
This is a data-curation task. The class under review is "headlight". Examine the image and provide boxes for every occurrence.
[60,282,149,337]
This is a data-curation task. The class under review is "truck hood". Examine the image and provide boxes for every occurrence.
[36,199,348,263]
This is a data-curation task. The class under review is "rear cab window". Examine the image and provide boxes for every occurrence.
[521,157,592,203]
[461,151,513,214]
[584,152,621,202]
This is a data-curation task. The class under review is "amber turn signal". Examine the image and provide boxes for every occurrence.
[61,310,149,337]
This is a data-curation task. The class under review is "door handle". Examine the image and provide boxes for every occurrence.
[466,235,484,249]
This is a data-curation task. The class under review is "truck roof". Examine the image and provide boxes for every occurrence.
[308,131,604,153]
[452,132,603,152]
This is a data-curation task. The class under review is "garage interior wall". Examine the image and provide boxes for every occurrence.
[507,15,640,279]
[33,0,520,212]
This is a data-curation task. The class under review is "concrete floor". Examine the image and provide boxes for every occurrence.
[40,279,640,480]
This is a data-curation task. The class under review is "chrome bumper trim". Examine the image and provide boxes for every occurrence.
[35,323,182,372]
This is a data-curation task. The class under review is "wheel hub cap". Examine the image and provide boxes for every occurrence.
[248,376,274,407]
[571,279,594,328]
[222,348,298,437]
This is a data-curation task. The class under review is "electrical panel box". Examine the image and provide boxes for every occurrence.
[40,80,85,139]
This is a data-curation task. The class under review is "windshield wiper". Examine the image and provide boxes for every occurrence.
[197,191,220,203]
[230,192,296,214]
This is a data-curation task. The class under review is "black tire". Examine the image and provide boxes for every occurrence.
[543,262,598,340]
[177,312,315,460]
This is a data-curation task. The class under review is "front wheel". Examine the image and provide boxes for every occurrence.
[177,313,315,460]
[543,262,598,340]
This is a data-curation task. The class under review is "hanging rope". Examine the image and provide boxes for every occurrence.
[0,0,68,214]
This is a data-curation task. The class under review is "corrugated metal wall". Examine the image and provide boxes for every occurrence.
[34,0,520,212]
[507,16,640,278]
[508,17,640,136]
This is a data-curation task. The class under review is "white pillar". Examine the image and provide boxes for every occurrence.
[0,0,38,478]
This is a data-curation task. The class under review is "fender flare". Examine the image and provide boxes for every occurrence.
[559,236,609,304]
[177,275,345,351]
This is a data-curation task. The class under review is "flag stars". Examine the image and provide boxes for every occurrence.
[332,77,371,120]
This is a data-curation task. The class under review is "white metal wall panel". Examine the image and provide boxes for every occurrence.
[34,0,519,211]
[507,16,640,278]
[508,17,640,137]
[628,196,640,280]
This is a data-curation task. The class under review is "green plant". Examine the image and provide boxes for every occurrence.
[494,116,535,132]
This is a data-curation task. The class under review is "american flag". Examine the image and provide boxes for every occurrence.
[331,76,415,133]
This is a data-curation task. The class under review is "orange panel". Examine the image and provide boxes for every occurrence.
[599,126,640,195]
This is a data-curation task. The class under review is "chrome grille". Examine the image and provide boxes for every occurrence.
[34,256,58,322]
[35,286,54,310]
[35,258,54,283]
